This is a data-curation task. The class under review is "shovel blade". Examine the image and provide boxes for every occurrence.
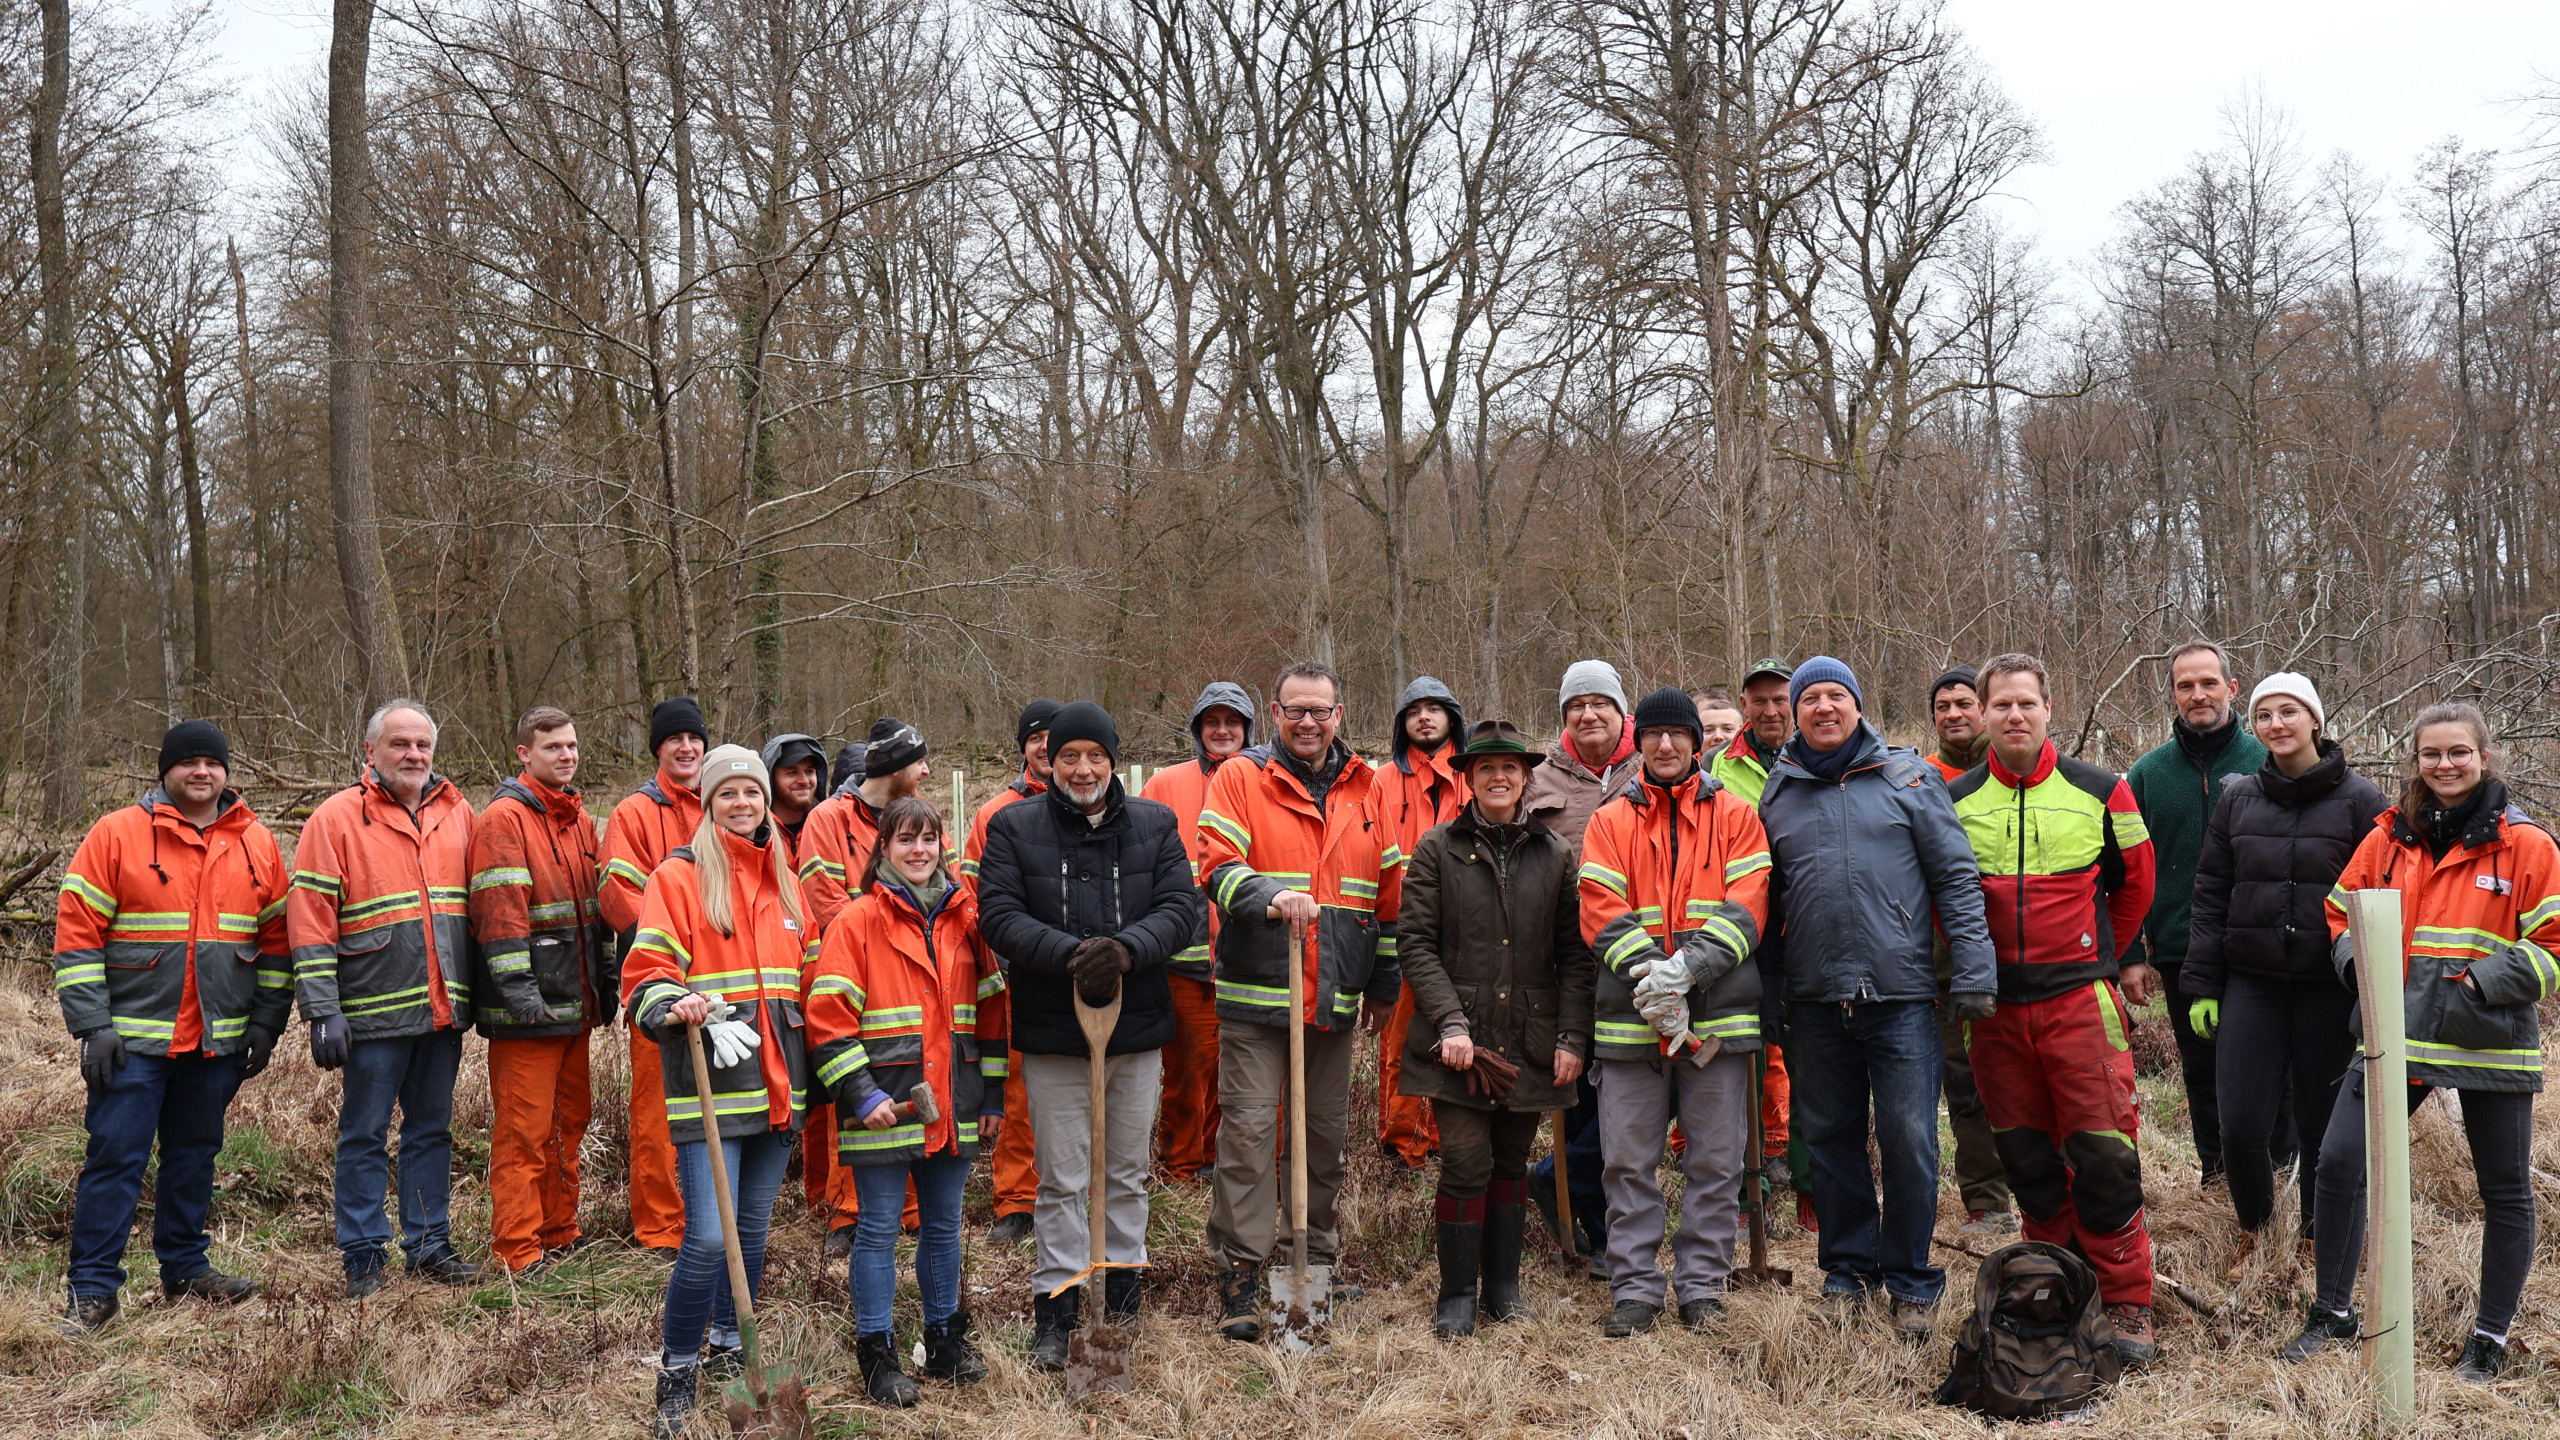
[720,1365,816,1440]
[1268,1264,1332,1352]
[1733,1265,1795,1288]
[1065,1322,1136,1396]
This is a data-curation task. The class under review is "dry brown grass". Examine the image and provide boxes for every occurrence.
[1,930,2555,1438]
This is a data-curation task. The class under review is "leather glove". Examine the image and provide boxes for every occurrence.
[79,1030,126,1093]
[505,992,559,1027]
[1949,992,1996,1024]
[1464,1047,1522,1101]
[2189,996,2219,1040]
[239,1024,279,1079]
[1068,936,1132,1006]
[309,1014,350,1070]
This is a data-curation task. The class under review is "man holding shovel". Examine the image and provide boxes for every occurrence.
[1198,661,1405,1343]
[1579,688,1772,1336]
[975,702,1203,1373]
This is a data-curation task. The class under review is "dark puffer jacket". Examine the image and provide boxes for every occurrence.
[2183,741,2387,997]
[974,777,1202,1056]
[1394,803,1594,1112]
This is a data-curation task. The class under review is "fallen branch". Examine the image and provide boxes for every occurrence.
[0,847,61,910]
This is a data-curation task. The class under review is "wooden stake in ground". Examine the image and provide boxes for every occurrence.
[2344,890,2415,1433]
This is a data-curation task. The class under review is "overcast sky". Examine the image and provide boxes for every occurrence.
[162,0,2559,287]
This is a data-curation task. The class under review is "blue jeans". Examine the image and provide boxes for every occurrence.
[68,1050,245,1298]
[335,1029,464,1273]
[1527,1071,1606,1251]
[664,1130,794,1365]
[1793,997,1945,1304]
[849,1153,970,1335]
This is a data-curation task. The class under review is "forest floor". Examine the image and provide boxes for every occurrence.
[1,906,2557,1438]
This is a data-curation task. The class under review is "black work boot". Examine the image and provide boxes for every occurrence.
[1480,1194,1527,1322]
[61,1291,119,1337]
[921,1311,987,1383]
[651,1364,699,1440]
[855,1330,918,1408]
[165,1271,257,1304]
[1029,1289,1080,1372]
[1104,1268,1143,1325]
[2454,1333,2513,1384]
[1599,1299,1660,1336]
[1215,1264,1262,1343]
[1433,1219,1484,1340]
[2279,1306,2357,1364]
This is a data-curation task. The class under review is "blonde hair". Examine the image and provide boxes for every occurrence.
[690,775,804,938]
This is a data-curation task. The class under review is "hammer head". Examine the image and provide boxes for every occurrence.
[907,1082,942,1125]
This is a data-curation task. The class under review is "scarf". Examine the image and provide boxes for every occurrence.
[1279,738,1352,815]
[1782,732,1858,785]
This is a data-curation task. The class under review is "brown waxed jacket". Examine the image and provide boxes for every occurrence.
[1393,801,1594,1112]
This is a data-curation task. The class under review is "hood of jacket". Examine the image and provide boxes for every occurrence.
[760,733,829,784]
[1390,675,1466,771]
[1187,681,1256,764]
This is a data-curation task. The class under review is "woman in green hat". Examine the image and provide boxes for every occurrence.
[1394,720,1598,1338]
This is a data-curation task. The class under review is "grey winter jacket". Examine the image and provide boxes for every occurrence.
[1758,723,1996,1015]
[1521,727,1641,851]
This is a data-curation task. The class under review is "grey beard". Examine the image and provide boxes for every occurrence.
[1063,777,1110,809]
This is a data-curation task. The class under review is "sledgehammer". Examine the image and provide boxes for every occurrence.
[884,1083,941,1124]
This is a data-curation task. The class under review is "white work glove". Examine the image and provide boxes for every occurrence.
[1635,983,1690,1041]
[696,991,764,1069]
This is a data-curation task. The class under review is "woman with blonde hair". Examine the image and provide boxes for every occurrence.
[623,745,813,1438]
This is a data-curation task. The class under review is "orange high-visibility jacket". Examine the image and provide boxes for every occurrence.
[805,881,1009,1162]
[600,770,702,938]
[55,790,291,1055]
[1366,744,1470,864]
[958,774,1044,904]
[2326,793,2560,1093]
[1141,758,1228,977]
[1578,769,1772,1061]
[1197,745,1403,1031]
[289,770,475,1038]
[622,828,814,1141]
[798,788,884,935]
[468,773,610,1036]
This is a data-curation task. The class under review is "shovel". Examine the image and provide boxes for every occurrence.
[1267,911,1331,1351]
[1734,1055,1793,1288]
[685,1021,815,1440]
[1063,984,1135,1395]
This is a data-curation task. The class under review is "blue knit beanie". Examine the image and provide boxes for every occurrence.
[1789,655,1863,710]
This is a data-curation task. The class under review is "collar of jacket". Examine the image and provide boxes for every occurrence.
[1936,731,1990,772]
[2173,712,2242,769]
[139,786,247,833]
[2257,739,2348,807]
[1566,718,1636,778]
[641,769,700,808]
[1396,737,1457,777]
[1042,775,1125,829]
[879,876,955,924]
[713,822,778,879]
[1621,763,1718,808]
[1451,797,1543,838]
[503,771,587,824]
[1274,737,1353,793]
[1776,721,1888,783]
[2391,776,2512,854]
[1985,738,2060,790]
[360,765,452,816]
[1011,770,1051,799]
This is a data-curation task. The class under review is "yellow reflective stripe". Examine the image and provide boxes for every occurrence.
[1216,980,1290,1008]
[112,1017,177,1038]
[470,867,533,892]
[2095,982,2128,1053]
[844,1122,927,1151]
[808,974,862,1002]
[62,873,120,919]
[55,963,106,988]
[1593,1020,1657,1045]
[1601,929,1654,971]
[2515,939,2560,999]
[976,971,1007,999]
[2411,927,2501,956]
[1693,1014,1758,1039]
[342,984,432,1016]
[981,1055,1010,1078]
[1700,914,1752,965]
[337,891,417,923]
[1724,850,1772,882]
[1337,877,1380,899]
[291,869,342,895]
[631,928,692,965]
[815,1045,871,1087]
[2401,1041,2544,1072]
[1198,808,1251,854]
[2520,894,2560,935]
[607,858,651,888]
[2107,807,2150,848]
[1630,906,1665,928]
[257,897,286,924]
[1577,862,1629,898]
[860,1006,927,1033]
[215,912,260,934]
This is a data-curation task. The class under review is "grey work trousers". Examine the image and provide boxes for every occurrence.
[1022,1049,1163,1294]
[1208,1019,1356,1268]
[1598,1050,1750,1307]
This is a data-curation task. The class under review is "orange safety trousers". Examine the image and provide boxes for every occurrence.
[1762,1041,1791,1149]
[489,1032,593,1272]
[1156,973,1221,1180]
[627,1026,686,1247]
[1376,988,1440,1166]
[992,1066,1038,1216]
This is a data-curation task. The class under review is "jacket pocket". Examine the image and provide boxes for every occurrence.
[103,941,180,971]
[2431,968,2532,1055]
[335,926,404,999]
[196,940,263,1014]
[529,934,578,1006]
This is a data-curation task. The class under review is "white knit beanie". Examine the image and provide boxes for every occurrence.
[2249,672,2324,729]
[1558,659,1629,718]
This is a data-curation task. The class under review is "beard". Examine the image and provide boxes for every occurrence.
[1062,774,1111,808]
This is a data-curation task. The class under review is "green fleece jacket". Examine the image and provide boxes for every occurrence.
[2124,719,2268,965]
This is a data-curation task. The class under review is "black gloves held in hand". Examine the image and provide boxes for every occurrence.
[239,1024,279,1079]
[1068,936,1132,1006]
[309,1014,351,1070]
[1948,992,1997,1023]
[506,994,559,1027]
[80,1030,126,1093]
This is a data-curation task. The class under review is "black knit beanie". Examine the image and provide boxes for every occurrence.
[865,717,928,777]
[159,720,230,778]
[1930,666,1980,703]
[1045,701,1120,765]
[1630,686,1703,747]
[648,696,708,755]
[1017,698,1063,751]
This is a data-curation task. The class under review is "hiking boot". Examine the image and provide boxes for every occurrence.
[2454,1333,2513,1384]
[1433,1218,1483,1340]
[408,1252,480,1286]
[823,1225,855,1259]
[1215,1265,1262,1343]
[1480,1197,1526,1322]
[1958,1209,2018,1237]
[2106,1303,2159,1368]
[165,1270,256,1304]
[1821,1284,1870,1317]
[2279,1306,2357,1363]
[344,1264,390,1300]
[61,1292,119,1336]
[701,1340,741,1383]
[1679,1297,1725,1332]
[1104,1268,1143,1325]
[651,1364,699,1440]
[922,1312,987,1384]
[1029,1289,1079,1372]
[1598,1299,1659,1337]
[1893,1298,1936,1342]
[855,1330,918,1408]
[2224,1231,2259,1282]
[988,1212,1034,1248]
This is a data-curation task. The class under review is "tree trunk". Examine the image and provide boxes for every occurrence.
[328,0,413,706]
[226,237,268,666]
[35,0,86,823]
[168,328,215,700]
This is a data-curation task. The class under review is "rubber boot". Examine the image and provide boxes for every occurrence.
[1433,1220,1483,1340]
[856,1330,918,1408]
[1480,1190,1527,1323]
[921,1312,986,1384]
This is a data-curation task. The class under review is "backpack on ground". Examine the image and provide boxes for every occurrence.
[1932,1240,2124,1420]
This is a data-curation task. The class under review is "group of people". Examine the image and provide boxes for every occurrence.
[45,641,2554,1430]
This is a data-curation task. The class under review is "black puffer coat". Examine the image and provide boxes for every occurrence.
[975,777,1202,1055]
[2184,741,2387,996]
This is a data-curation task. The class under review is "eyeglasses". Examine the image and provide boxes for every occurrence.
[1277,704,1339,723]
[2418,747,2479,766]
[1563,700,1618,718]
